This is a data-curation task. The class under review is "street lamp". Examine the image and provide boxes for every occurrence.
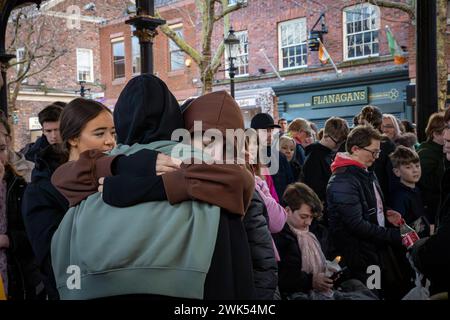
[76,81,91,97]
[126,0,165,74]
[224,27,240,98]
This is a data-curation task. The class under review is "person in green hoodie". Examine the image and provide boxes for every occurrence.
[51,75,255,300]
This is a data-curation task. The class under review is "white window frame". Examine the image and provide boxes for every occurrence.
[76,48,94,83]
[343,3,380,61]
[132,36,141,75]
[278,18,308,71]
[111,38,125,80]
[168,24,184,71]
[225,30,249,77]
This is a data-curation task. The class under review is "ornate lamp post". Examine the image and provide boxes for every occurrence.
[224,27,240,99]
[76,80,91,98]
[126,0,165,75]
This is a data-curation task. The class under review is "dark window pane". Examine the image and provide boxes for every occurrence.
[347,23,353,34]
[348,47,355,58]
[372,31,379,42]
[355,33,362,44]
[356,45,362,56]
[364,32,371,43]
[114,61,125,79]
[289,46,295,57]
[373,42,379,54]
[348,35,354,46]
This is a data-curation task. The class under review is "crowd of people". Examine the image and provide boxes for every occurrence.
[0,74,449,300]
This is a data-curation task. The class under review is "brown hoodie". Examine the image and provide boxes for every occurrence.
[52,91,254,215]
[162,91,254,215]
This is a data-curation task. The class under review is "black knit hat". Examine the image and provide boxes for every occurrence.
[250,113,281,129]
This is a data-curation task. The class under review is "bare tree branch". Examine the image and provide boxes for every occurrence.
[155,11,202,65]
[367,0,415,19]
[214,3,243,22]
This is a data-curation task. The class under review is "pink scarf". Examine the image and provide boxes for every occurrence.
[289,225,326,275]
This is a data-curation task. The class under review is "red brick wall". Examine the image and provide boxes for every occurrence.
[100,0,200,103]
[212,0,413,83]
[5,0,125,149]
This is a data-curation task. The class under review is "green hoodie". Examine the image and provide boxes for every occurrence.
[51,141,220,300]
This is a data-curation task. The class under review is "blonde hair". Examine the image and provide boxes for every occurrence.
[280,135,296,148]
[382,114,402,138]
[288,118,310,133]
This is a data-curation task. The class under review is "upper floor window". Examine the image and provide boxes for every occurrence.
[76,48,94,82]
[112,39,125,79]
[225,30,249,77]
[169,25,184,71]
[343,3,380,60]
[278,18,307,70]
[132,36,141,75]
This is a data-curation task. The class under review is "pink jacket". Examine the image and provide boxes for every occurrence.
[255,176,288,261]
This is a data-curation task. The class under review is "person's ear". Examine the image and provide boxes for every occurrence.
[285,206,292,216]
[350,145,359,155]
[68,137,79,149]
[393,167,401,178]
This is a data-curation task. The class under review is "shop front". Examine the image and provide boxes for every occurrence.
[273,70,411,128]
[234,87,276,128]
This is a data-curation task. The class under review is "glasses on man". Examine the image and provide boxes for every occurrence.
[360,147,381,158]
[329,136,344,146]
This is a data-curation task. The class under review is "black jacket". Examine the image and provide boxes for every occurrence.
[326,165,402,284]
[413,167,450,295]
[417,140,445,223]
[390,183,426,225]
[273,224,313,296]
[243,191,277,299]
[23,135,49,163]
[4,166,43,300]
[22,146,69,299]
[269,147,295,202]
[303,142,334,203]
[371,137,396,206]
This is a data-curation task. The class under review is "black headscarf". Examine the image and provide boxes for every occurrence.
[114,74,184,145]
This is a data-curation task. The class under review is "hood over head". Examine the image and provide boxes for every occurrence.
[183,91,244,134]
[114,74,184,145]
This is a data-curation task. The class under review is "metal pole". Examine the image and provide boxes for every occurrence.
[137,0,153,74]
[416,0,438,142]
[127,0,164,75]
[229,57,236,98]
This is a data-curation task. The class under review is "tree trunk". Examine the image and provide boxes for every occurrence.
[201,68,214,93]
[437,0,448,111]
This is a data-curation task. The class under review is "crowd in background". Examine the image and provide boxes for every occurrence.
[0,74,449,300]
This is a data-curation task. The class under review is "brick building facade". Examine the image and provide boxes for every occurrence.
[6,0,127,149]
[5,0,450,148]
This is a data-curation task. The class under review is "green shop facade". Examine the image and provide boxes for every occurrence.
[273,70,412,128]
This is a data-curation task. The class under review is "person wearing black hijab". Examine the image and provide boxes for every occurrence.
[52,75,256,299]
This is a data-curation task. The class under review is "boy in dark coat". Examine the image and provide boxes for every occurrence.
[389,146,428,235]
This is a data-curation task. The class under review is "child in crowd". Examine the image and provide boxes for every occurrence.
[389,146,430,236]
[280,136,302,181]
